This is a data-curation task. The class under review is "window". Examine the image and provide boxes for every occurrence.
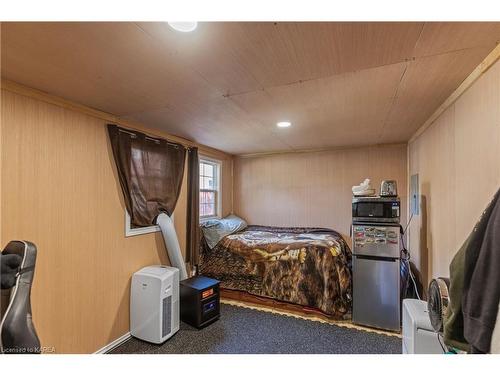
[200,158,221,219]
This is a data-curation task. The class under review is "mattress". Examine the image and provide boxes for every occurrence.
[198,225,352,319]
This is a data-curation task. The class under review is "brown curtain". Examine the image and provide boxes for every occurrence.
[186,147,200,265]
[107,124,186,227]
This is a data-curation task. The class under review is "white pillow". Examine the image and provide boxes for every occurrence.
[201,214,247,249]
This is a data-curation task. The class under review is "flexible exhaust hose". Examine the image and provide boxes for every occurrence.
[156,213,188,280]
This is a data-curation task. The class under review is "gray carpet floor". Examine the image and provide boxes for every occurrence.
[110,304,401,354]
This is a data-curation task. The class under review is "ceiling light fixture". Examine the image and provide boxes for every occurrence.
[276,121,291,128]
[167,22,198,32]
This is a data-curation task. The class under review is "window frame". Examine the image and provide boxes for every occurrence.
[125,211,174,237]
[199,157,222,221]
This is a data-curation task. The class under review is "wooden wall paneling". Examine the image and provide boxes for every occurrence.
[414,106,456,283]
[408,105,457,284]
[1,79,231,160]
[453,60,500,244]
[234,144,407,240]
[0,88,233,353]
[408,59,500,285]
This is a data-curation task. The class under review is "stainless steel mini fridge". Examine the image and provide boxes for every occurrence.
[352,223,401,331]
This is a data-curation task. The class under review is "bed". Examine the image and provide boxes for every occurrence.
[198,224,352,319]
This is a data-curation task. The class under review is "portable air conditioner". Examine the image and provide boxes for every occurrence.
[130,265,179,344]
[402,299,444,354]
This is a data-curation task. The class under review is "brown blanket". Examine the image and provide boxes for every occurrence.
[199,225,352,318]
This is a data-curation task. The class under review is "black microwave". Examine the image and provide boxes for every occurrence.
[352,197,400,223]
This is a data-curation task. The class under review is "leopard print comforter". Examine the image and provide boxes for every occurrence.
[198,225,352,319]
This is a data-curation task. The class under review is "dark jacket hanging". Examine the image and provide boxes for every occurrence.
[107,124,186,227]
[462,188,500,353]
[186,147,200,265]
[445,187,500,353]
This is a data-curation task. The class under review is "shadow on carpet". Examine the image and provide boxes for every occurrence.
[110,304,401,354]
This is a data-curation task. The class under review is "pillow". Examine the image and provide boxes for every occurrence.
[201,214,247,249]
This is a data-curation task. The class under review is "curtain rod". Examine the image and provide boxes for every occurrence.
[116,126,195,150]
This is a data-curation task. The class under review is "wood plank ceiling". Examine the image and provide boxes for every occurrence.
[2,22,500,155]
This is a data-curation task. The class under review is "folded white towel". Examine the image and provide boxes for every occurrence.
[352,179,376,196]
[352,178,372,193]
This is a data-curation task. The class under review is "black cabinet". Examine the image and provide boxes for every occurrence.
[180,276,220,329]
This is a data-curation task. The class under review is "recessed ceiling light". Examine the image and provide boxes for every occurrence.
[168,22,198,33]
[277,121,291,128]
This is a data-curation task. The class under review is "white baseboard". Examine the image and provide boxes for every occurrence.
[94,332,131,354]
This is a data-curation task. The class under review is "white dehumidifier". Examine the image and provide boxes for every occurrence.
[130,265,180,344]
